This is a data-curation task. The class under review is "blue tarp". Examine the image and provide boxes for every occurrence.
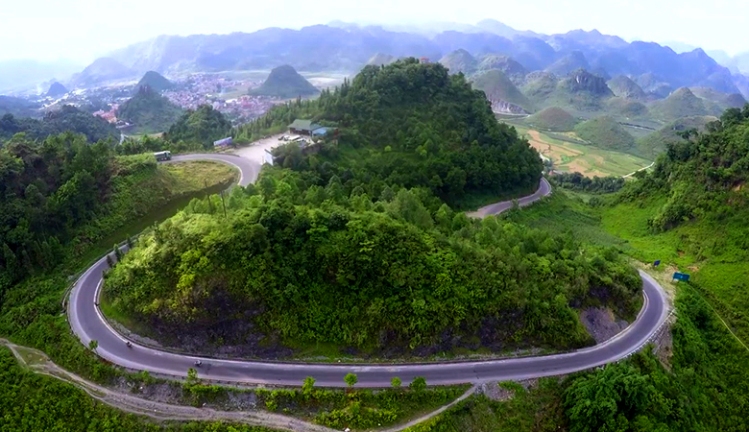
[311,127,329,136]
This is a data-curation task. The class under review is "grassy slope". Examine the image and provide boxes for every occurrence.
[0,158,237,383]
[600,196,749,342]
[522,107,578,132]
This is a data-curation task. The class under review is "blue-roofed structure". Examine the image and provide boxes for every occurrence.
[312,127,330,137]
[213,137,233,147]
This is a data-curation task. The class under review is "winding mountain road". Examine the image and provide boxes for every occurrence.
[67,154,669,387]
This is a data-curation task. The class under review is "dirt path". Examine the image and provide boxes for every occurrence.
[0,339,335,432]
[380,385,478,432]
[0,338,476,432]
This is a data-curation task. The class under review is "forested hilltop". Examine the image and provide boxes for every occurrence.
[104,59,641,358]
[237,59,543,208]
[0,105,119,144]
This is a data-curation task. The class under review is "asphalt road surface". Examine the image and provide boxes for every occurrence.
[67,157,668,387]
[467,177,552,218]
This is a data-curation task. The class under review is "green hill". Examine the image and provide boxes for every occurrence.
[46,82,69,97]
[545,51,590,77]
[522,71,559,100]
[649,87,713,121]
[476,54,527,84]
[117,85,183,134]
[470,69,533,113]
[439,49,477,75]
[605,97,650,118]
[165,105,232,149]
[0,105,118,143]
[574,116,636,152]
[523,107,578,131]
[690,87,747,110]
[636,115,718,159]
[526,69,614,113]
[135,71,173,93]
[607,75,646,100]
[634,73,673,98]
[103,59,644,357]
[249,64,319,99]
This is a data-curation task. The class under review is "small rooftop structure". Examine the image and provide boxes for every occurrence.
[214,137,233,147]
[312,127,331,137]
[288,119,322,135]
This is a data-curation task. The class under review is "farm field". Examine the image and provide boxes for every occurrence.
[512,125,652,177]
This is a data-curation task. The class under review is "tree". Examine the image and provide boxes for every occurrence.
[186,367,199,387]
[302,376,316,396]
[391,377,402,388]
[88,340,98,352]
[105,255,114,268]
[113,245,123,261]
[344,373,358,388]
[409,377,427,392]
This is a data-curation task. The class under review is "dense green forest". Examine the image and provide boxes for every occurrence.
[237,59,544,208]
[164,105,232,149]
[0,106,119,144]
[103,166,640,355]
[551,172,625,194]
[0,133,116,291]
[103,60,639,356]
[0,130,235,387]
[117,85,183,134]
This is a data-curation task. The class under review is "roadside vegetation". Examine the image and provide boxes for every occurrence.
[404,287,749,431]
[181,375,469,430]
[0,346,280,432]
[550,172,625,194]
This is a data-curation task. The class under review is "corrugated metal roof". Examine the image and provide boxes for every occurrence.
[288,119,313,130]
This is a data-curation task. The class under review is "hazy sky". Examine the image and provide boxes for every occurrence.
[2,0,747,63]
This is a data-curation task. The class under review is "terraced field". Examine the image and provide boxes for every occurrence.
[513,125,652,177]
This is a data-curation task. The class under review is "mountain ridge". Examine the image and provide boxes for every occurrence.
[84,22,749,100]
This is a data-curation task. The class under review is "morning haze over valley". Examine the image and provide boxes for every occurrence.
[1,1,749,431]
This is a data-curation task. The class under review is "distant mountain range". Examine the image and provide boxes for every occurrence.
[66,20,746,100]
[0,59,83,94]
